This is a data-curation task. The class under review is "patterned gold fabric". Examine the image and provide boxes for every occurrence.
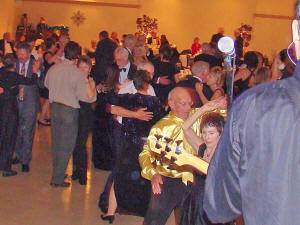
[139,109,227,185]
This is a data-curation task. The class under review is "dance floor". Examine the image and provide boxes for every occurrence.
[0,125,175,225]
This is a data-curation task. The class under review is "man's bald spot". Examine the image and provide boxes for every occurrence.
[168,87,191,101]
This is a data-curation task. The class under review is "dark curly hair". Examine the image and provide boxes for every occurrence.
[200,112,225,134]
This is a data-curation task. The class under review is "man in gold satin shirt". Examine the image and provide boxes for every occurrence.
[139,87,199,225]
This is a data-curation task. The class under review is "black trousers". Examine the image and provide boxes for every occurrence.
[72,103,93,176]
[144,176,188,225]
[0,100,18,171]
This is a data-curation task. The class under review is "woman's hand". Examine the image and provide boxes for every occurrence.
[87,77,96,89]
[159,76,171,85]
[195,82,203,93]
[205,96,227,111]
[32,58,42,74]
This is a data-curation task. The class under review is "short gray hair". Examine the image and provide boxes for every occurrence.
[114,47,129,57]
[137,61,153,70]
[191,61,209,75]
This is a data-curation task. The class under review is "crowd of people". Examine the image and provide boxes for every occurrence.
[0,8,299,225]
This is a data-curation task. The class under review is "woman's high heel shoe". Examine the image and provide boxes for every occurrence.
[101,214,115,224]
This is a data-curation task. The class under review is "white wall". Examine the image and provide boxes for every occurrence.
[140,0,258,51]
[0,0,16,36]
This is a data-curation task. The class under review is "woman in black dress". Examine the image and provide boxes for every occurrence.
[0,53,38,177]
[152,45,177,104]
[180,100,227,225]
[92,65,120,170]
[100,70,166,223]
[38,37,63,126]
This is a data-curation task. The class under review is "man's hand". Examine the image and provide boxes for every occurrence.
[134,108,153,121]
[0,87,3,94]
[159,76,171,85]
[151,174,163,194]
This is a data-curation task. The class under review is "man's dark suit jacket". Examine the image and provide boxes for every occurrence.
[176,75,213,107]
[0,39,15,56]
[88,38,118,67]
[89,38,118,84]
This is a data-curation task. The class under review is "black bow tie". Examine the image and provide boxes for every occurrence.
[120,68,127,72]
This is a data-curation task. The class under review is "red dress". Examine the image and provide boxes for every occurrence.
[191,43,201,55]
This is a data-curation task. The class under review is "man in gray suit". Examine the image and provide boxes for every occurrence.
[13,42,41,172]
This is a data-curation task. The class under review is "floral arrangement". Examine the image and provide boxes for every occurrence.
[136,14,158,36]
[238,24,252,47]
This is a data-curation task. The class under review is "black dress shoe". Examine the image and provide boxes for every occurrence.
[50,181,71,188]
[2,170,18,177]
[100,215,115,224]
[22,164,30,172]
[12,158,20,165]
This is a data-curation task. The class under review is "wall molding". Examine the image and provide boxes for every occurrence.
[22,0,140,8]
[254,13,293,20]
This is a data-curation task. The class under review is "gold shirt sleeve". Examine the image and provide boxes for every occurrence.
[139,112,200,185]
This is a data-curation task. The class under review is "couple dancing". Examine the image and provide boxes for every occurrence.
[100,84,227,225]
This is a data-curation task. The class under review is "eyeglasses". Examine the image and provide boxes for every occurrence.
[175,100,193,107]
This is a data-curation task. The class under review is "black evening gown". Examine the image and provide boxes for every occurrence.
[100,93,166,217]
[0,68,36,171]
[180,144,229,225]
[92,91,115,170]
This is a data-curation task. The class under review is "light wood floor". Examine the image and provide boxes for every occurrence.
[0,125,175,225]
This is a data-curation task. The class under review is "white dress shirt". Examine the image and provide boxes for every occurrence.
[119,62,131,84]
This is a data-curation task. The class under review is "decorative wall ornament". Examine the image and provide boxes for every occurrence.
[71,10,86,26]
[136,14,158,36]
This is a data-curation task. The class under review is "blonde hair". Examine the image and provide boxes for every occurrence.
[210,66,224,87]
[256,67,270,85]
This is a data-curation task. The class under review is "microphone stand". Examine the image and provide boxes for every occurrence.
[223,53,236,109]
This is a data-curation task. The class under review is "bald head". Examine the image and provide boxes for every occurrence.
[168,87,193,120]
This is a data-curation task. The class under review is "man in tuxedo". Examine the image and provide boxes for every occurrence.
[176,61,213,107]
[87,30,118,84]
[98,59,155,212]
[0,32,15,57]
[13,42,42,172]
